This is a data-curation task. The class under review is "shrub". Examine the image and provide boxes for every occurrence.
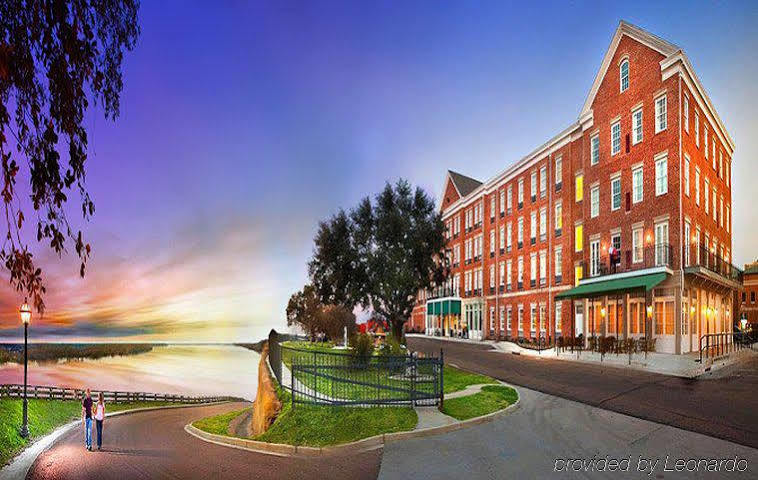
[350,333,374,364]
[378,335,405,357]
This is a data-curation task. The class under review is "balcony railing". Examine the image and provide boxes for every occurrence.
[427,286,459,299]
[583,244,673,279]
[687,246,743,283]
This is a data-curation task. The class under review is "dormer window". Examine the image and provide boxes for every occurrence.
[620,58,629,93]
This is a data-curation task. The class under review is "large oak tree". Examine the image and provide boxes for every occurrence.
[0,0,140,312]
[309,179,447,340]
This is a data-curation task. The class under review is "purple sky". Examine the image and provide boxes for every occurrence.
[1,1,757,342]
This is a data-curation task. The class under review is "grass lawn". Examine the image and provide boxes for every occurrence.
[442,365,497,394]
[441,385,518,421]
[193,383,417,448]
[0,399,193,466]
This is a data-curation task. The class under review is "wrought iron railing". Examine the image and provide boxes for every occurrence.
[687,246,743,284]
[584,244,673,279]
[697,332,757,363]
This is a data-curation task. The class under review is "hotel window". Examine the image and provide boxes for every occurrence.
[632,226,643,263]
[590,135,599,165]
[489,230,495,255]
[530,211,537,244]
[712,141,716,170]
[726,161,730,187]
[683,95,689,133]
[517,257,524,287]
[518,306,523,333]
[530,171,537,202]
[499,226,505,251]
[712,187,717,223]
[695,227,701,261]
[517,217,523,247]
[555,156,562,188]
[590,185,599,218]
[632,107,643,144]
[655,221,669,266]
[575,174,584,202]
[726,205,730,233]
[684,155,690,196]
[632,166,643,203]
[704,126,709,159]
[499,306,505,332]
[575,223,583,252]
[507,184,513,212]
[506,260,512,289]
[490,196,496,221]
[540,166,547,197]
[611,176,621,211]
[499,189,505,215]
[506,222,512,250]
[695,111,700,147]
[620,58,629,92]
[530,304,537,333]
[720,197,724,229]
[499,262,505,287]
[719,153,723,179]
[655,94,667,133]
[555,201,562,234]
[518,179,524,206]
[539,207,547,242]
[704,180,709,212]
[684,221,691,266]
[555,302,562,333]
[611,121,621,156]
[489,265,495,290]
[655,156,668,196]
[539,250,546,285]
[540,304,546,332]
[555,246,562,281]
[695,168,701,205]
[530,253,537,286]
[590,239,600,277]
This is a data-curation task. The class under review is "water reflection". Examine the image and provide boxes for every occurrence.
[0,345,259,400]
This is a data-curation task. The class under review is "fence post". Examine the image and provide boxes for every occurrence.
[291,362,295,410]
[439,348,444,409]
[410,352,417,407]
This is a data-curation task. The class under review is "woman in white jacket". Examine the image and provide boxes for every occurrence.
[94,392,106,451]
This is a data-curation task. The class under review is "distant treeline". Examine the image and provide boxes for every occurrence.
[236,333,305,353]
[0,343,160,364]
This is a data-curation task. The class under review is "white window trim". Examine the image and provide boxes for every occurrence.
[619,58,629,93]
[632,166,644,204]
[632,107,643,145]
[655,94,667,134]
[611,121,621,156]
[655,155,668,196]
[590,134,600,165]
[610,175,621,211]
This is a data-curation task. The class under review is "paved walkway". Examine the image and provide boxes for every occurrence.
[379,386,758,479]
[408,336,758,449]
[25,402,381,480]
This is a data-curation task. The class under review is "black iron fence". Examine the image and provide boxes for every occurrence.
[267,331,443,407]
[697,332,757,363]
[688,246,743,284]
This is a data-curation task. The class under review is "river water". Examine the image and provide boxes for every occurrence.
[0,345,259,401]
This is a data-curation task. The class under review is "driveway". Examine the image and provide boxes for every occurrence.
[26,402,381,480]
[379,386,758,479]
[408,336,758,449]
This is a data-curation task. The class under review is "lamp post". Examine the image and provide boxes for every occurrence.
[19,299,31,438]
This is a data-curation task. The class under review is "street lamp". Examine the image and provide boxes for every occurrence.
[19,299,31,438]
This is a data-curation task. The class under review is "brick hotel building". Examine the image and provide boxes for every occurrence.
[410,22,742,354]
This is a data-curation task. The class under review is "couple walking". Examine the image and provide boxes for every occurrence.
[81,389,106,451]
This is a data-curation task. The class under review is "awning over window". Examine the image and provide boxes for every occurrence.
[554,272,667,300]
[426,298,461,315]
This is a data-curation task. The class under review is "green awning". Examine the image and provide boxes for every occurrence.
[555,272,667,300]
[426,299,461,315]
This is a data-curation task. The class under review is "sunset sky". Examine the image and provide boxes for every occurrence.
[1,1,757,342]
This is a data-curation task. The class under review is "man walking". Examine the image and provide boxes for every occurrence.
[82,389,93,451]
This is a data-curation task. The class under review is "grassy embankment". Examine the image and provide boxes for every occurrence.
[192,343,515,447]
[0,399,188,466]
[0,343,158,364]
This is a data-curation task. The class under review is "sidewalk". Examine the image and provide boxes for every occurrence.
[408,333,755,378]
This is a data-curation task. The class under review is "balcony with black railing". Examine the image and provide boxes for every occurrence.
[583,243,673,279]
[686,246,743,284]
[427,286,459,300]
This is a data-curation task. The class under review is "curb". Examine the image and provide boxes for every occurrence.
[0,401,235,480]
[184,386,521,458]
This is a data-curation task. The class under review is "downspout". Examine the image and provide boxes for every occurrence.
[678,74,685,355]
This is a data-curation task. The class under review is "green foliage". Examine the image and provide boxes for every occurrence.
[0,343,155,363]
[442,365,498,394]
[0,0,140,312]
[378,335,406,357]
[193,408,250,436]
[441,385,518,421]
[285,284,322,340]
[308,179,448,340]
[349,333,374,363]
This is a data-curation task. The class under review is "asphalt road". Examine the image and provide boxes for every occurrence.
[409,336,758,449]
[379,385,758,480]
[26,403,382,480]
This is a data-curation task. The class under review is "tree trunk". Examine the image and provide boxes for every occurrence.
[390,318,406,344]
